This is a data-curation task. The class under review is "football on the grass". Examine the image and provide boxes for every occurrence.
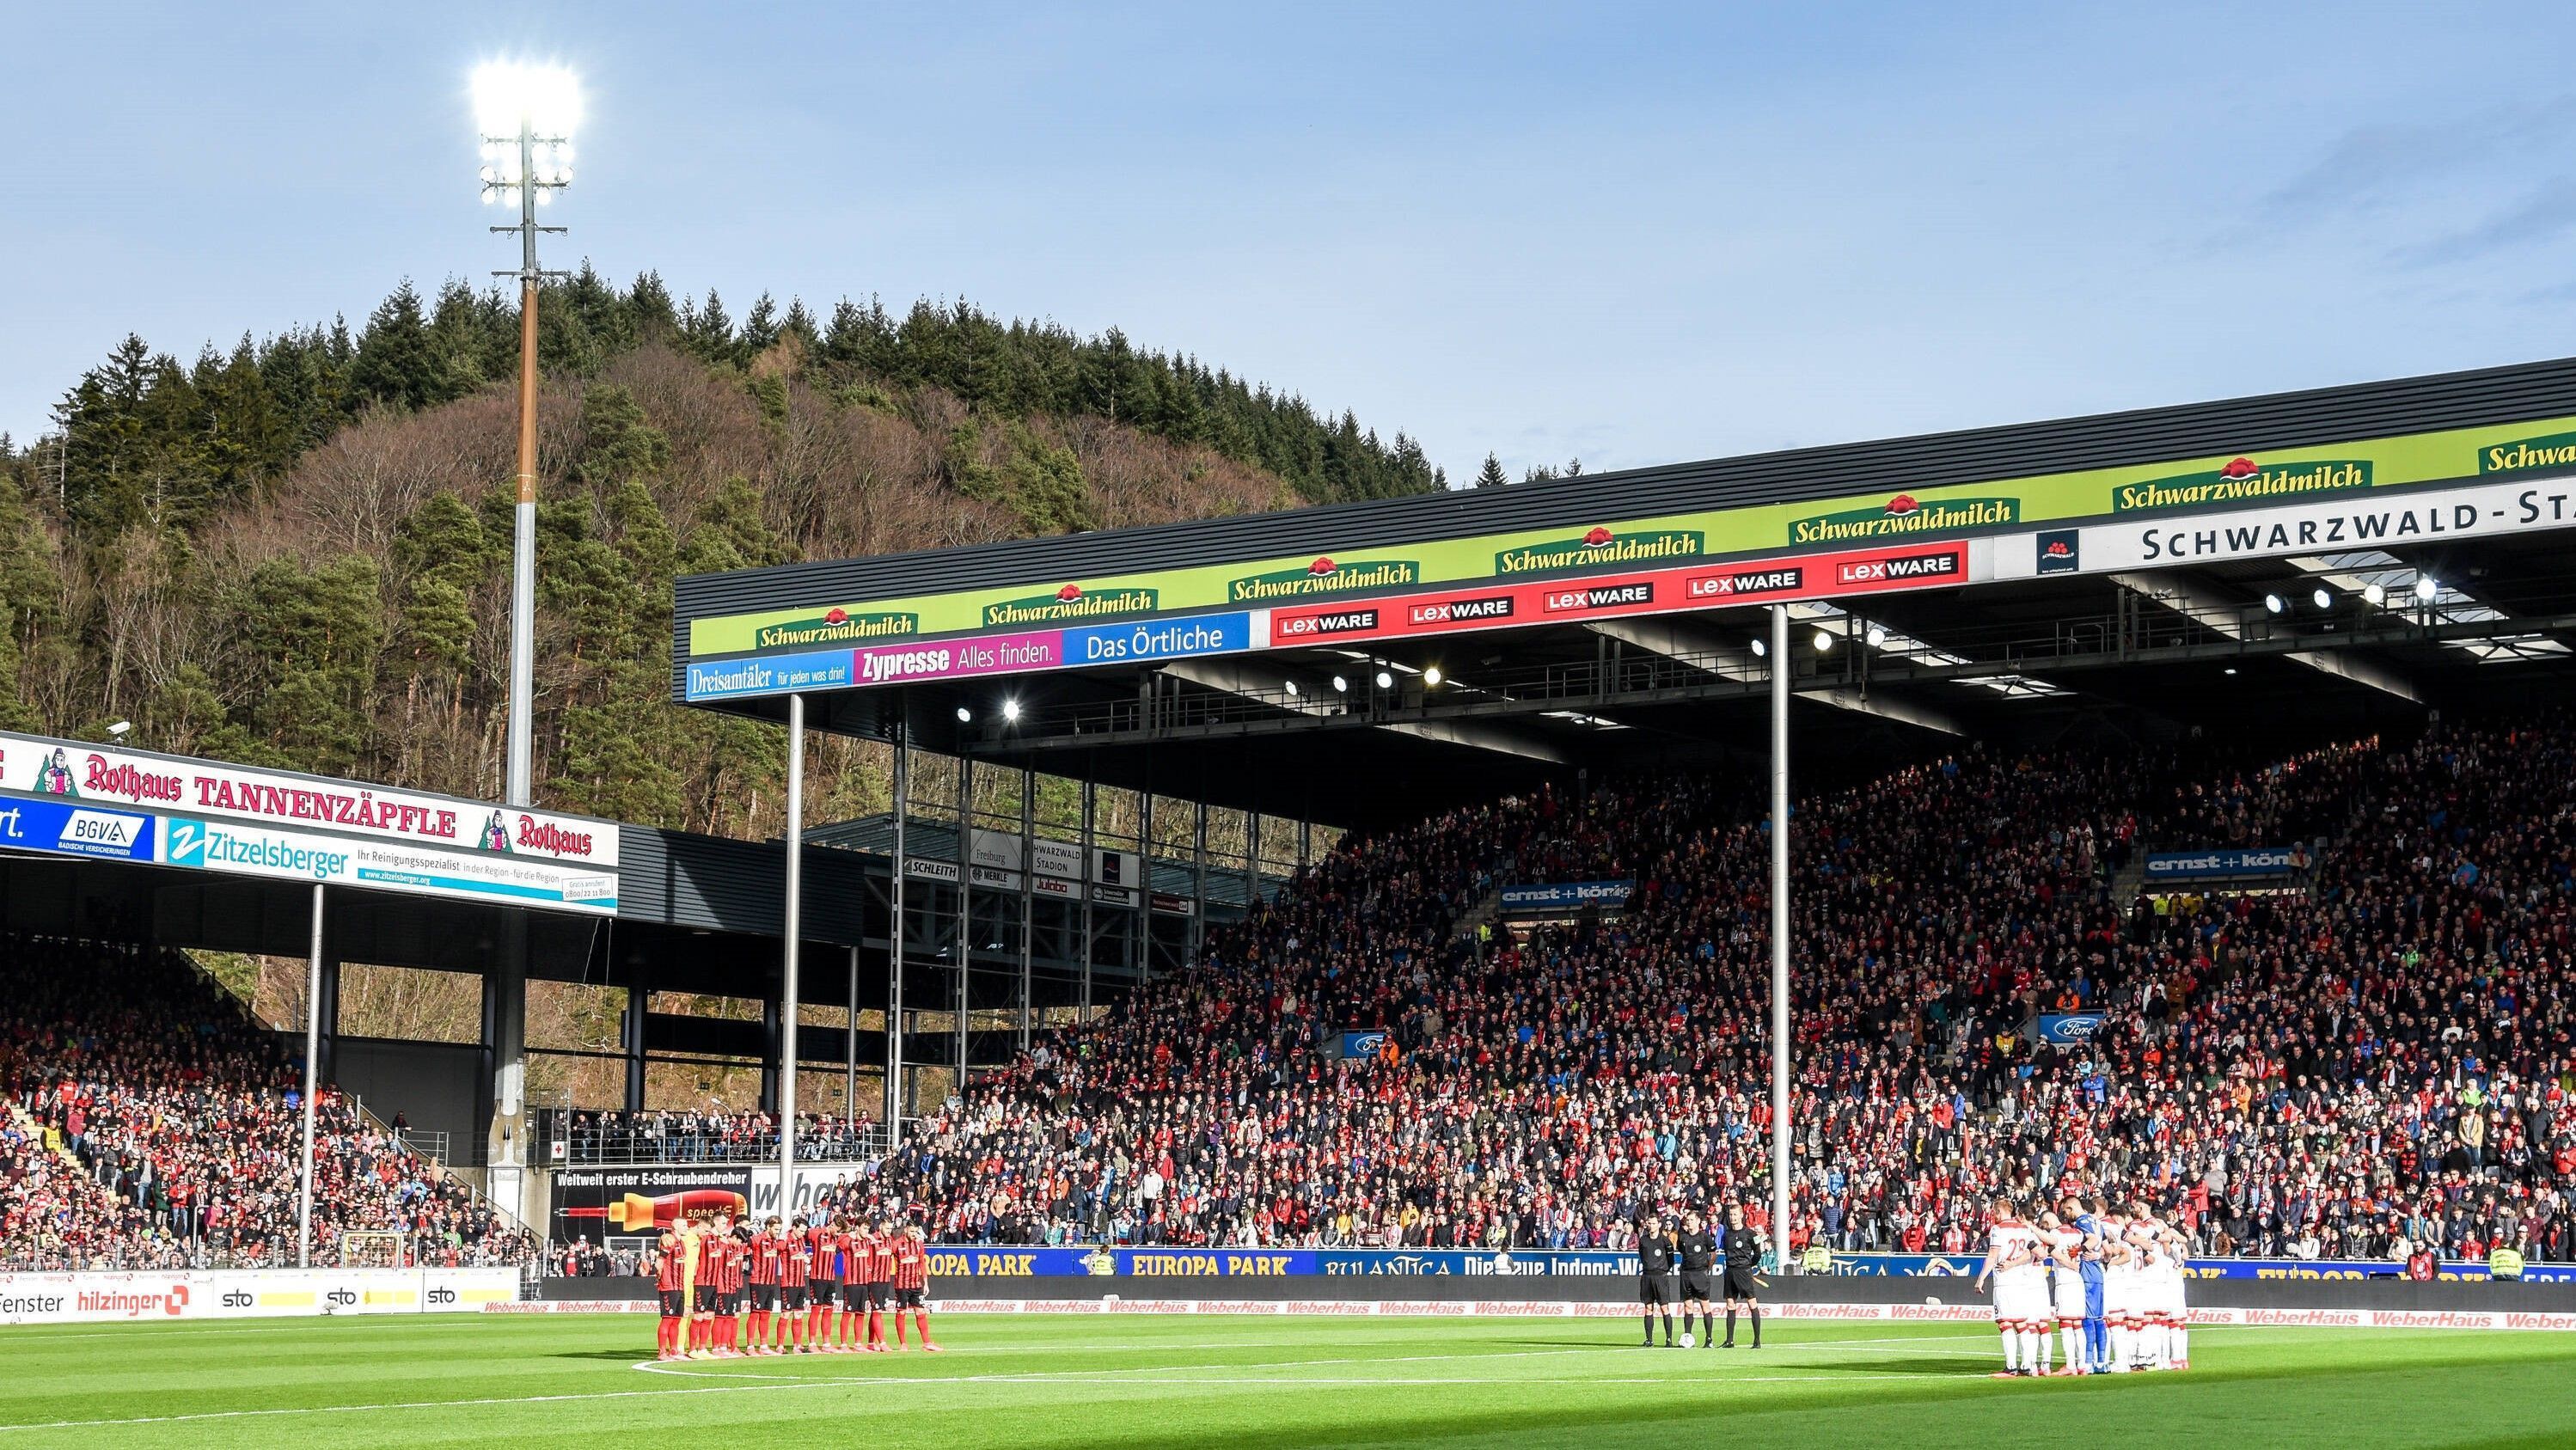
[1680,1331,1696,1349]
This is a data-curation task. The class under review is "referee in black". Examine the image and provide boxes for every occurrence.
[1636,1212,1680,1347]
[1719,1202,1765,1348]
[1676,1209,1717,1347]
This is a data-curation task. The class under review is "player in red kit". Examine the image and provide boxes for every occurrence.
[652,1227,688,1360]
[747,1216,783,1355]
[849,1218,884,1351]
[891,1219,939,1351]
[835,1215,868,1351]
[773,1214,810,1353]
[805,1214,840,1352]
[868,1216,903,1349]
[711,1221,746,1356]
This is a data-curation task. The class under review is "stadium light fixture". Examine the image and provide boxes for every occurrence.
[955,706,972,724]
[1284,679,1300,697]
[1423,666,1443,687]
[1750,638,1766,658]
[2263,593,2285,615]
[105,720,131,737]
[2364,583,2387,606]
[2415,576,2439,602]
[1331,675,1349,693]
[1864,625,1888,648]
[473,59,578,816]
[1814,630,1835,653]
[1001,698,1020,723]
[2312,587,2333,609]
[1374,670,1394,690]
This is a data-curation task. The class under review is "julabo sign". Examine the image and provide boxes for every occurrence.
[681,407,2576,696]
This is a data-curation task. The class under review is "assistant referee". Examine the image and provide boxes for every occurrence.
[1719,1203,1764,1348]
[1636,1213,1679,1348]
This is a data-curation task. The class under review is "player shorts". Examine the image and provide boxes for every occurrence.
[658,1289,685,1318]
[2051,1271,2085,1323]
[722,1291,742,1317]
[1722,1265,1760,1300]
[842,1282,867,1312]
[1638,1275,1676,1306]
[812,1279,839,1308]
[1680,1271,1714,1300]
[751,1283,777,1311]
[781,1285,808,1311]
[895,1287,926,1310]
[1994,1270,2047,1325]
[693,1285,717,1313]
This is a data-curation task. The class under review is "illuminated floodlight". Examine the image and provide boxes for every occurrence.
[1001,699,1021,723]
[1423,666,1443,687]
[955,706,972,724]
[2363,583,2386,606]
[2263,593,2285,615]
[1331,675,1349,693]
[2415,576,2438,602]
[1374,670,1394,689]
[2312,587,2333,609]
[1814,630,1835,653]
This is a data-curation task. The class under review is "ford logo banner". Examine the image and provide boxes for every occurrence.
[2038,1013,2106,1044]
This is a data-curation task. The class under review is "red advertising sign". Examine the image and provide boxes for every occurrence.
[1266,542,1967,649]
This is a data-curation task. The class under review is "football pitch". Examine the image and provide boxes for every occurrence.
[2,1313,2572,1449]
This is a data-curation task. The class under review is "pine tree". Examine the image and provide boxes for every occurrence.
[350,281,447,413]
[1473,452,1509,489]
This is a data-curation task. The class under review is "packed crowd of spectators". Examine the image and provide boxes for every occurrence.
[812,715,2573,1266]
[0,939,535,1270]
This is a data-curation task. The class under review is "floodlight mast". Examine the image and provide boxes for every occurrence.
[473,61,575,1212]
[474,62,576,812]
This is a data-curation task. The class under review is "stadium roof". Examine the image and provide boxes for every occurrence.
[676,356,2576,829]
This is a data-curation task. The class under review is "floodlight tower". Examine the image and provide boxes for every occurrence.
[472,61,576,1214]
[473,61,578,811]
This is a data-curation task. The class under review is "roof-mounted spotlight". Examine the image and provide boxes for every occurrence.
[2312,587,2333,609]
[1750,638,1767,658]
[1001,698,1021,723]
[1374,670,1394,690]
[955,706,972,724]
[2263,593,2286,615]
[1423,666,1443,687]
[1814,630,1835,653]
[2363,583,2387,606]
[2415,576,2439,602]
[1331,675,1349,693]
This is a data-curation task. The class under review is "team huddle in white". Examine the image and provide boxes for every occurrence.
[1977,1194,2189,1378]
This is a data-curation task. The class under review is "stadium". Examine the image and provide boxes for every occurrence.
[12,21,2576,1450]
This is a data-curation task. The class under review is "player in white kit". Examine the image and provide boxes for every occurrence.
[2039,1208,2087,1375]
[2097,1210,2140,1371]
[1975,1196,2049,1377]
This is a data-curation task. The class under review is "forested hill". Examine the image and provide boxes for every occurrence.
[0,269,1446,841]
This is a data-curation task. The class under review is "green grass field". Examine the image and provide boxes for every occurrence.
[1,1313,2571,1448]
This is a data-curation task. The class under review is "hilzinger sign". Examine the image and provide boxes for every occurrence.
[681,408,2576,700]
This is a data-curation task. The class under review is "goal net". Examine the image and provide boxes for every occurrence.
[340,1231,413,1268]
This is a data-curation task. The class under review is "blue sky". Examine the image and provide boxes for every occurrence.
[9,2,2576,484]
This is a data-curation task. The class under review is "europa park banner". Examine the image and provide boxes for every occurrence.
[686,410,2576,670]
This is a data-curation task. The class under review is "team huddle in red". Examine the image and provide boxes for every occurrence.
[652,1211,936,1361]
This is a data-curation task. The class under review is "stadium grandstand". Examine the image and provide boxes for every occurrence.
[9,356,2576,1294]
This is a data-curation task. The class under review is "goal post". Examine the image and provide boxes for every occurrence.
[339,1230,413,1268]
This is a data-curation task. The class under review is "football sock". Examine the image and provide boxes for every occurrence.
[1661,1311,1673,1344]
[2028,1329,2049,1373]
[1749,1306,1761,1348]
[2063,1325,2083,1370]
[1999,1325,2020,1371]
[2171,1325,2188,1365]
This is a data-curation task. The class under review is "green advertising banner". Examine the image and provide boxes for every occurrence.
[687,412,2576,658]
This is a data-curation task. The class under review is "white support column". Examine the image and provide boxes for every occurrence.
[778,692,805,1218]
[297,882,324,1268]
[956,755,973,1093]
[1079,779,1097,1018]
[1769,603,1793,1268]
[1019,766,1035,1049]
[887,715,909,1149]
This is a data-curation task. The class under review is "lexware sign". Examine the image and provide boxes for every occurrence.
[0,732,615,869]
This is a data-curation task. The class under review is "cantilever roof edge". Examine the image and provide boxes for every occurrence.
[674,353,2576,623]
